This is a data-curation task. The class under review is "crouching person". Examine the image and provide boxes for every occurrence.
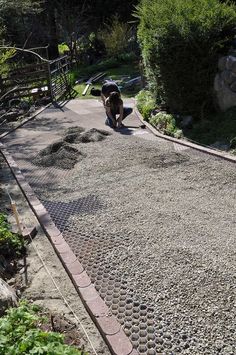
[101,81,132,129]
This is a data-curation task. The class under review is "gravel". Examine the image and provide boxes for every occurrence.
[32,141,82,169]
[64,128,110,144]
[46,133,235,354]
[4,117,236,354]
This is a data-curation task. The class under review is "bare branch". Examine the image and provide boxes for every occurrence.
[0,46,50,62]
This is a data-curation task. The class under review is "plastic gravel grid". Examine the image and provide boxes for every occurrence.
[15,159,169,355]
[42,200,160,355]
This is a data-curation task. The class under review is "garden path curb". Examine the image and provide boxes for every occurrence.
[134,106,236,164]
[0,142,138,355]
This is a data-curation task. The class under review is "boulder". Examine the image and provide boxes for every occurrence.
[214,74,223,92]
[230,81,236,92]
[218,56,227,71]
[0,277,18,316]
[221,70,236,85]
[225,55,236,72]
[215,81,236,111]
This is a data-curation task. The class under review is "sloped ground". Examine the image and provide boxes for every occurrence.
[2,99,236,354]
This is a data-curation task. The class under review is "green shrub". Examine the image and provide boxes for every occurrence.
[0,49,16,77]
[136,89,156,120]
[0,212,24,258]
[136,0,236,117]
[0,301,86,355]
[98,15,132,57]
[58,43,70,55]
[149,112,181,137]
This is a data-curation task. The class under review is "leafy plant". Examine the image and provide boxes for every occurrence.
[150,112,180,137]
[0,212,25,258]
[58,43,69,55]
[0,48,16,77]
[0,301,86,355]
[136,0,236,117]
[136,89,156,120]
[98,15,132,57]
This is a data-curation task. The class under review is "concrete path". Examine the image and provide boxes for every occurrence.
[2,98,236,355]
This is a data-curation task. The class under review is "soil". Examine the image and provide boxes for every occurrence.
[39,310,85,350]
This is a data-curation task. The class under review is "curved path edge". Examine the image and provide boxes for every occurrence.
[0,142,138,355]
[134,106,236,164]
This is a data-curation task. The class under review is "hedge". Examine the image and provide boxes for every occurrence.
[136,0,236,117]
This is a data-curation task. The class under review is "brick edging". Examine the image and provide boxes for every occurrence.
[0,103,51,140]
[0,143,138,355]
[134,106,236,164]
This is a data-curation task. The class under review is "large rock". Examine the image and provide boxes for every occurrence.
[215,55,236,110]
[221,70,236,85]
[218,56,227,71]
[215,81,236,111]
[225,55,236,72]
[0,277,17,316]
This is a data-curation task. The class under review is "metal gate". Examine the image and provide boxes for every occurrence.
[48,55,74,103]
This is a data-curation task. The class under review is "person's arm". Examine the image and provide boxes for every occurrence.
[101,93,106,106]
[105,100,117,127]
[117,102,124,128]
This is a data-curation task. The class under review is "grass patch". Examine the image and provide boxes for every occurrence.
[73,62,141,99]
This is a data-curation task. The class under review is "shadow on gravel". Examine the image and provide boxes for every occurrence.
[141,152,190,169]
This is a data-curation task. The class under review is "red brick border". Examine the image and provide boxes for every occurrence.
[134,106,236,164]
[0,143,137,355]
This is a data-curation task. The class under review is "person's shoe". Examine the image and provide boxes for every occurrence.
[117,123,125,129]
[105,118,115,128]
[105,118,110,126]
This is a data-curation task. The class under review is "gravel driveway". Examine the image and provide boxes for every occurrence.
[2,99,236,354]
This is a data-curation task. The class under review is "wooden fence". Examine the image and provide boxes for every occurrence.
[0,55,73,106]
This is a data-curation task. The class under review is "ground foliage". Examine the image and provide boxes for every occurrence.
[0,212,25,258]
[0,301,86,355]
[136,0,236,117]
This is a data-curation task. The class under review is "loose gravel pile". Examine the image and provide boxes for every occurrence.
[32,127,110,170]
[64,128,110,144]
[62,126,85,136]
[32,140,83,169]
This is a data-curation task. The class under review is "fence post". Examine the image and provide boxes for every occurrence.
[47,61,54,102]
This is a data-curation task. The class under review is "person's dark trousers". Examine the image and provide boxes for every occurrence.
[123,107,133,119]
[105,107,133,128]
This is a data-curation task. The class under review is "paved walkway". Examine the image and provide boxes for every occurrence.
[2,98,236,355]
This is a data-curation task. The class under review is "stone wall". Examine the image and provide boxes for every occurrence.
[214,55,236,111]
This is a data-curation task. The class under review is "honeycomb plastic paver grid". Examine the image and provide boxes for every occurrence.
[38,197,180,354]
[8,158,190,354]
[42,197,105,231]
